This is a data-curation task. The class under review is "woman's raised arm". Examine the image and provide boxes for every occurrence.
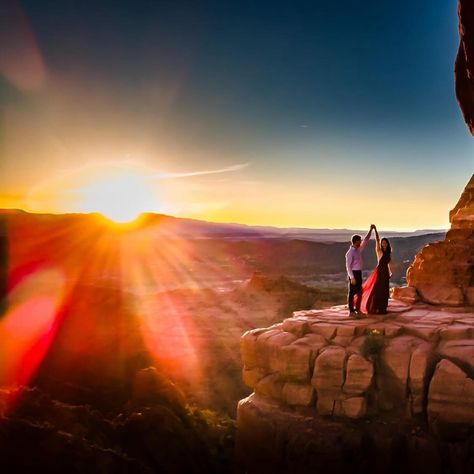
[374,227,382,260]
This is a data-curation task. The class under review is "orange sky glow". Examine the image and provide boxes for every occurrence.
[0,159,458,231]
[0,1,470,232]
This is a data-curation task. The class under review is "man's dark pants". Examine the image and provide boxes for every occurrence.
[348,270,362,312]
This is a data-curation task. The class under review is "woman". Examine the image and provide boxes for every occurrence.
[356,226,392,315]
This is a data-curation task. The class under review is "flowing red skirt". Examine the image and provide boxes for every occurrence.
[354,266,378,314]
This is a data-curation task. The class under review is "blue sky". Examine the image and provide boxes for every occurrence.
[0,0,472,229]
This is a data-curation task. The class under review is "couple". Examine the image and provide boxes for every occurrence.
[345,224,392,317]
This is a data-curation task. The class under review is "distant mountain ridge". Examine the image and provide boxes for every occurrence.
[0,209,446,242]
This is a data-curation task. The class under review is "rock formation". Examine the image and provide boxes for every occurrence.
[239,301,473,421]
[237,301,474,472]
[393,174,474,306]
[456,0,474,135]
[237,174,474,473]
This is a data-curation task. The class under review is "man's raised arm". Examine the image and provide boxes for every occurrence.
[359,224,375,251]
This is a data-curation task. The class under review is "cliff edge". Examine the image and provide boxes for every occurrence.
[236,173,474,472]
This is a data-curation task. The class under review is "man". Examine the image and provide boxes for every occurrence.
[345,224,375,317]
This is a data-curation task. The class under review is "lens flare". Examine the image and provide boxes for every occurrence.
[0,267,66,405]
[0,210,251,411]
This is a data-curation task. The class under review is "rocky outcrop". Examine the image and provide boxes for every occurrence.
[428,359,474,436]
[456,0,474,135]
[237,301,474,472]
[397,174,474,306]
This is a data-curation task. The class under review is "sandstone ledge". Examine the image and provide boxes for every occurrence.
[239,300,474,430]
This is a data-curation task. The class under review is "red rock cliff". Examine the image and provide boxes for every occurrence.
[402,174,474,306]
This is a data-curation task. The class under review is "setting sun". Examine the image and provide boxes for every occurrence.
[76,169,159,223]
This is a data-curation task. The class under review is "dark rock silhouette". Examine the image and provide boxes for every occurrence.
[456,0,474,134]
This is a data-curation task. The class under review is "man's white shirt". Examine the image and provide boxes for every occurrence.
[345,233,370,279]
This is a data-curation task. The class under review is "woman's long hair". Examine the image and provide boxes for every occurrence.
[381,238,392,258]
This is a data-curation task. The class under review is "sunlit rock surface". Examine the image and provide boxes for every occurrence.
[237,300,474,472]
[397,174,474,306]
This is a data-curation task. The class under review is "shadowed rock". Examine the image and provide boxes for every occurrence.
[456,0,474,135]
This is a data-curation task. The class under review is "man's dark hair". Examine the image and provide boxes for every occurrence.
[351,234,362,245]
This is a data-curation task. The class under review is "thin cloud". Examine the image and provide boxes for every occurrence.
[150,162,250,179]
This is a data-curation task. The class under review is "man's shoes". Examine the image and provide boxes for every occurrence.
[348,310,357,318]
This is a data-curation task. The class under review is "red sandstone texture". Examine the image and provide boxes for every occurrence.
[394,174,474,306]
[237,301,474,472]
[239,302,474,428]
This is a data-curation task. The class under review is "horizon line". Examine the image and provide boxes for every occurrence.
[0,207,448,234]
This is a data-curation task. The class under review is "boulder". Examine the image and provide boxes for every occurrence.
[282,318,310,337]
[281,383,315,406]
[417,286,465,307]
[291,333,328,363]
[242,367,266,389]
[343,354,373,395]
[392,286,419,304]
[278,344,312,382]
[428,359,474,433]
[341,396,367,419]
[310,323,337,340]
[311,346,347,415]
[437,339,474,373]
[241,328,268,369]
[255,373,283,401]
[256,330,298,372]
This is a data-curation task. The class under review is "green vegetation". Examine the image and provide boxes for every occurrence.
[360,331,385,359]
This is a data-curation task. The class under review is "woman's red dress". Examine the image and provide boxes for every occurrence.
[355,252,391,314]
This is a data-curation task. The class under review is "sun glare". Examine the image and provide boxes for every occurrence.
[77,170,159,223]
